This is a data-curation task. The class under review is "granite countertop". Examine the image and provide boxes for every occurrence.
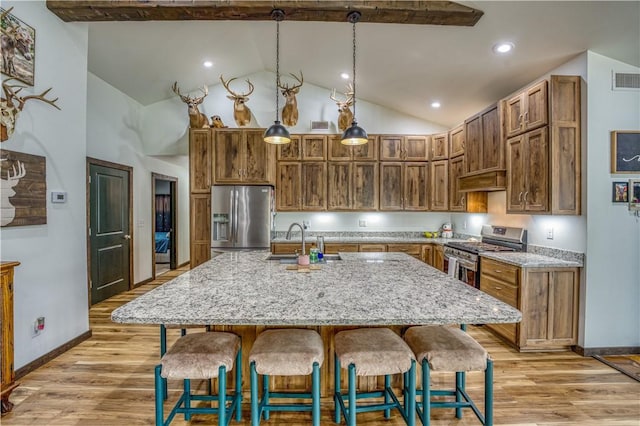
[271,236,465,245]
[480,252,583,268]
[112,250,522,326]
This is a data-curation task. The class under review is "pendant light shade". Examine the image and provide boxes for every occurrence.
[341,11,368,146]
[264,9,291,144]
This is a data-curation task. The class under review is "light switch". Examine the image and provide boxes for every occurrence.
[51,191,67,203]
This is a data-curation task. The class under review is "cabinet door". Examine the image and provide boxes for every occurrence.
[506,135,527,212]
[328,135,352,161]
[449,124,465,158]
[277,135,302,160]
[404,136,430,161]
[244,129,273,183]
[379,135,403,161]
[353,135,378,161]
[359,244,387,252]
[276,162,301,211]
[430,160,448,211]
[524,80,548,132]
[353,162,378,210]
[302,135,327,160]
[504,94,524,139]
[421,244,434,265]
[190,194,211,267]
[379,163,403,210]
[433,245,444,271]
[523,127,549,212]
[464,115,482,174]
[214,130,243,182]
[481,105,502,170]
[327,162,352,210]
[404,162,429,211]
[190,129,212,193]
[448,155,465,211]
[301,162,326,210]
[431,133,449,160]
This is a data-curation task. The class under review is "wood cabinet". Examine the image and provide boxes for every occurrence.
[433,244,444,271]
[323,243,359,254]
[276,162,326,211]
[431,133,449,160]
[270,242,312,255]
[380,135,429,161]
[189,129,212,267]
[301,135,327,160]
[190,129,212,193]
[276,135,302,161]
[480,257,580,351]
[505,80,548,139]
[380,162,429,211]
[421,245,433,265]
[448,155,488,213]
[506,127,549,212]
[214,129,274,184]
[359,244,387,252]
[449,124,465,158]
[327,162,378,210]
[429,160,448,211]
[328,135,378,161]
[1,261,19,415]
[387,244,422,259]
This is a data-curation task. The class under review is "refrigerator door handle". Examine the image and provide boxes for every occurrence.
[229,189,235,244]
[233,189,239,244]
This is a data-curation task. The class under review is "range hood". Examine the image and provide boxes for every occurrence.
[458,169,506,192]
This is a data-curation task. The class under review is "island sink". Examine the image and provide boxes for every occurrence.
[266,253,341,263]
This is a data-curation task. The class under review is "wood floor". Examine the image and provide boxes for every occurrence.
[3,266,639,425]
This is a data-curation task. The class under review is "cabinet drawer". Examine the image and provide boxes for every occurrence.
[359,244,387,252]
[324,243,359,254]
[271,243,305,255]
[480,275,518,307]
[481,258,519,285]
[387,244,422,255]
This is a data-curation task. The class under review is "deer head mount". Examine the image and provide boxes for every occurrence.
[220,75,254,127]
[330,84,354,132]
[0,158,26,226]
[278,71,303,127]
[171,82,210,128]
[1,78,60,142]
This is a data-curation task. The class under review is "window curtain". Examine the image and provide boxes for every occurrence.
[155,195,171,232]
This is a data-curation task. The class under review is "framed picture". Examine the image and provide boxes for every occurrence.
[0,7,35,86]
[612,181,628,203]
[630,179,640,211]
[611,131,640,174]
[0,149,47,227]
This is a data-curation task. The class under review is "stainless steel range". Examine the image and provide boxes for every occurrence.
[443,225,527,288]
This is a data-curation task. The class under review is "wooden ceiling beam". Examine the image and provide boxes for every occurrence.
[45,1,483,26]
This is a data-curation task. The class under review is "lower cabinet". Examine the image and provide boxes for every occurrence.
[1,261,20,415]
[480,257,580,351]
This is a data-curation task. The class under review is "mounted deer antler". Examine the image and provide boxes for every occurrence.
[171,82,210,128]
[278,71,303,127]
[220,75,254,127]
[330,83,354,132]
[1,78,60,142]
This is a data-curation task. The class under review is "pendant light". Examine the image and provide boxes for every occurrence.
[264,9,291,144]
[341,11,368,146]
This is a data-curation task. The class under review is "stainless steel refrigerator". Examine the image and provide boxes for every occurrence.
[211,185,273,249]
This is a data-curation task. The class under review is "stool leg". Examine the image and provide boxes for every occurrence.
[250,362,259,426]
[423,360,431,426]
[184,379,191,421]
[312,362,321,426]
[160,325,168,401]
[406,360,416,426]
[235,348,243,422]
[348,364,356,426]
[485,359,493,426]
[384,374,391,419]
[263,374,270,420]
[218,366,226,426]
[154,365,164,426]
[335,354,342,424]
[455,371,464,419]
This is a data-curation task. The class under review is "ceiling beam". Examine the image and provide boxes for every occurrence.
[46,1,483,26]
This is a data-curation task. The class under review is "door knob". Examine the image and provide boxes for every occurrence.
[123,234,131,240]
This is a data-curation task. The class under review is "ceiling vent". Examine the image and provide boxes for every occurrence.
[310,120,329,132]
[612,71,640,90]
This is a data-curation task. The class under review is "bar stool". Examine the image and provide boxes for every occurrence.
[334,328,416,426]
[404,325,493,425]
[249,329,324,426]
[154,331,242,426]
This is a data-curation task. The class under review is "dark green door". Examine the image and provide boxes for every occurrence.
[89,163,131,304]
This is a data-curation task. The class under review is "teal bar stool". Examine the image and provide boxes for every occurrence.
[155,331,242,426]
[249,329,324,426]
[334,328,417,426]
[404,325,493,425]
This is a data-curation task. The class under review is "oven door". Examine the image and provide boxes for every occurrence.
[443,255,478,287]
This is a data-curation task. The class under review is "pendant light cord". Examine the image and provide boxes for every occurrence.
[275,16,280,122]
[352,16,357,120]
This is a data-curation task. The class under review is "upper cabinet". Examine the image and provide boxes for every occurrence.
[327,162,378,210]
[214,129,274,184]
[506,127,549,212]
[431,132,449,161]
[449,124,465,158]
[276,134,302,161]
[301,135,327,161]
[276,161,326,211]
[380,162,429,211]
[429,160,448,211]
[380,135,429,161]
[328,135,378,161]
[504,80,548,139]
[189,129,212,193]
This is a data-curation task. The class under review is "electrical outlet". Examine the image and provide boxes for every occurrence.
[302,220,310,229]
[463,221,467,230]
[33,317,45,337]
[546,228,554,239]
[358,220,367,227]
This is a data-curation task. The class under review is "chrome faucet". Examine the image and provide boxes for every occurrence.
[285,222,306,255]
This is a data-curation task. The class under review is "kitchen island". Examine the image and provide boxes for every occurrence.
[112,251,521,394]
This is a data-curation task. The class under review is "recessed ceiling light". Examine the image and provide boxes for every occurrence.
[492,42,514,54]
[203,61,213,68]
[431,101,441,108]
[341,72,349,79]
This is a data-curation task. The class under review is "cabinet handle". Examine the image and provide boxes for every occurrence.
[524,111,529,122]
[495,286,502,290]
[461,196,465,207]
[494,270,503,273]
[524,191,529,203]
[518,191,523,203]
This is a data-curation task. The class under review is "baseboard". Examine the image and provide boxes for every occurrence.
[133,277,153,288]
[15,329,92,379]
[575,345,640,356]
[178,260,190,268]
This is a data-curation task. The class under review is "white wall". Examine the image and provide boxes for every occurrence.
[86,74,190,281]
[274,212,451,232]
[0,1,90,368]
[141,70,448,156]
[584,52,640,348]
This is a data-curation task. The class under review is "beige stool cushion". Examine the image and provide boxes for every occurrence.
[250,329,324,376]
[334,328,415,376]
[404,326,487,372]
[161,332,240,380]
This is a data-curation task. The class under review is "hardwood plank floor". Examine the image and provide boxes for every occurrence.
[3,266,639,425]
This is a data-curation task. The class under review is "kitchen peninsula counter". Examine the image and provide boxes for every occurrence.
[480,252,584,268]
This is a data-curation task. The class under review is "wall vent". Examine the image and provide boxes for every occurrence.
[310,120,329,132]
[612,71,640,90]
